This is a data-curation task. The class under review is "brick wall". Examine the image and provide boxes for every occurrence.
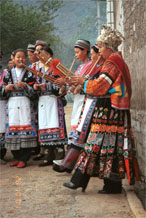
[113,0,146,208]
[122,0,146,179]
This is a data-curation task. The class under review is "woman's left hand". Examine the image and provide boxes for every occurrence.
[68,76,86,86]
[54,77,66,87]
[39,83,46,90]
[15,82,27,88]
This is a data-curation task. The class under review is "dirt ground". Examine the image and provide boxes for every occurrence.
[0,103,136,218]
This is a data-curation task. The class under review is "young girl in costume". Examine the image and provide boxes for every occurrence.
[2,49,37,168]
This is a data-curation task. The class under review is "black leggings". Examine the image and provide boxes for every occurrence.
[0,148,7,159]
[71,169,90,190]
[103,178,122,193]
[70,169,122,193]
[11,148,31,162]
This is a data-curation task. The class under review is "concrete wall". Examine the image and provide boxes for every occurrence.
[122,0,146,180]
[112,0,146,208]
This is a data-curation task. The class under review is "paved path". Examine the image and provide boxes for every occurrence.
[0,103,142,218]
[0,160,136,218]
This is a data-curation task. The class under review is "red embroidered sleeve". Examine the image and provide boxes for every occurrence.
[85,62,119,96]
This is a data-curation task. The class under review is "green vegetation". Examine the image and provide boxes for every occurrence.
[1,0,63,57]
[1,0,106,68]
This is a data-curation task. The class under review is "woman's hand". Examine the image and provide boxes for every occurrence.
[39,83,46,90]
[54,77,66,87]
[66,77,75,86]
[33,84,39,90]
[5,84,15,93]
[68,76,86,86]
[15,82,27,89]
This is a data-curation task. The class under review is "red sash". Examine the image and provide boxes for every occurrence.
[106,52,131,100]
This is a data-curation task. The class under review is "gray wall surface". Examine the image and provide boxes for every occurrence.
[113,0,146,208]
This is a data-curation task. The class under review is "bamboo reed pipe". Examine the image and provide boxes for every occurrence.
[73,56,102,94]
[22,64,55,83]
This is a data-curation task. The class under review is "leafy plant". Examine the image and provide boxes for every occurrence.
[0,0,63,56]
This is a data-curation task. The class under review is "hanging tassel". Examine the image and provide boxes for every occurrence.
[125,158,131,184]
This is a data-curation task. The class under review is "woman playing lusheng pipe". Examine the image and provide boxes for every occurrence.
[53,40,91,173]
[53,42,104,173]
[63,25,140,193]
[33,45,67,167]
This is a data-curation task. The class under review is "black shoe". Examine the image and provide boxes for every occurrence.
[98,189,108,194]
[33,154,44,161]
[39,161,53,167]
[31,147,40,155]
[0,159,7,165]
[31,151,39,155]
[63,182,86,192]
[53,164,72,173]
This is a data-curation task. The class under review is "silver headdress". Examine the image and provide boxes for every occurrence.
[97,25,125,52]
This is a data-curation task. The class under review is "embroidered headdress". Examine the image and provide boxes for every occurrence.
[97,25,124,52]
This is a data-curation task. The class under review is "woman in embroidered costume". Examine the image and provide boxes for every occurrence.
[33,45,67,167]
[0,67,8,164]
[32,40,65,162]
[53,41,103,173]
[7,59,15,71]
[63,26,140,193]
[32,40,51,161]
[26,43,41,157]
[27,44,38,68]
[68,45,104,149]
[2,49,38,168]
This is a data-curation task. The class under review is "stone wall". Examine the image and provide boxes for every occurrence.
[122,0,146,179]
[113,0,146,208]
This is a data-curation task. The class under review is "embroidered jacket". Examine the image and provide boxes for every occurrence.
[32,62,60,96]
[2,67,36,99]
[84,52,131,109]
[75,60,98,77]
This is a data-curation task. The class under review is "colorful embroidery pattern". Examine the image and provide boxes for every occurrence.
[75,98,128,179]
[39,98,66,143]
[70,98,97,148]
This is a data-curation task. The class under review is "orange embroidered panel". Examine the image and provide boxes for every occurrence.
[85,62,119,96]
[90,124,124,134]
[9,125,32,131]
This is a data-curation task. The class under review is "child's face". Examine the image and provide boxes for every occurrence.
[14,51,26,68]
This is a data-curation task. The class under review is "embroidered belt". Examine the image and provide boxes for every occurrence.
[10,92,26,97]
[87,94,111,99]
[40,91,53,96]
